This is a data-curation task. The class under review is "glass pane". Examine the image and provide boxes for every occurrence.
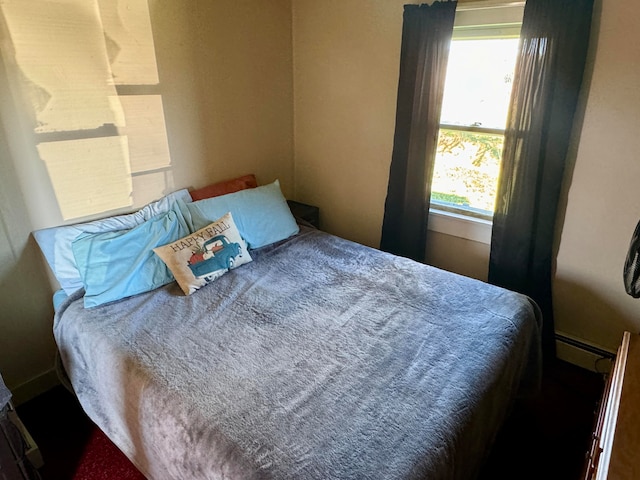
[439,38,519,130]
[431,129,504,215]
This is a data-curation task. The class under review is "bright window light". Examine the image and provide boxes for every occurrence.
[431,34,520,218]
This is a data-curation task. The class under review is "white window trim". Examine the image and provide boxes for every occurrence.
[428,208,492,244]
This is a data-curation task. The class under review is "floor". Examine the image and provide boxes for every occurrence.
[479,358,605,479]
[14,358,605,480]
[15,386,144,480]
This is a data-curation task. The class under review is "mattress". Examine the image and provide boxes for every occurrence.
[54,226,542,480]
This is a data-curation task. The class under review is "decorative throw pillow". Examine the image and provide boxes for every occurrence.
[153,212,252,295]
[189,174,258,201]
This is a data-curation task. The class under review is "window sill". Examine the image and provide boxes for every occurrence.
[428,208,492,244]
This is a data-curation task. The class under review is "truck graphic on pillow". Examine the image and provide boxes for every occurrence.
[187,235,242,279]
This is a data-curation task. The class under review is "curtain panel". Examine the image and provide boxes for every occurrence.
[380,1,456,262]
[489,0,594,361]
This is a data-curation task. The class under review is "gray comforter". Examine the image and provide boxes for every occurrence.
[55,226,542,480]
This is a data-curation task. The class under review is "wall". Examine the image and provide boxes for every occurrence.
[0,106,58,403]
[554,0,640,353]
[292,0,404,249]
[150,1,294,196]
[0,0,293,402]
[292,0,639,357]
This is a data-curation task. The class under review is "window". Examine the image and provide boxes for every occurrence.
[429,4,524,221]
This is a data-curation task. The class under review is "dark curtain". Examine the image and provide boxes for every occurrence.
[489,0,594,361]
[380,2,456,262]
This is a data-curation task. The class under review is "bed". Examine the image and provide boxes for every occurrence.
[40,179,542,480]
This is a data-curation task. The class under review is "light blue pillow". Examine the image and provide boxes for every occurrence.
[33,189,192,295]
[72,207,190,308]
[52,289,68,312]
[181,180,299,249]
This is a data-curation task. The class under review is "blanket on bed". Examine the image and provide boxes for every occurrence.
[54,226,542,480]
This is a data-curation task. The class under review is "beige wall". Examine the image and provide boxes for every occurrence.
[0,109,58,403]
[151,1,294,197]
[292,0,638,354]
[554,0,640,352]
[292,0,404,248]
[0,0,293,401]
[426,232,490,282]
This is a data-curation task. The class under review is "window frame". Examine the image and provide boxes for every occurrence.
[428,3,524,241]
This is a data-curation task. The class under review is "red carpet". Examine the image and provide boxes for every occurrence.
[71,428,145,480]
[15,386,146,480]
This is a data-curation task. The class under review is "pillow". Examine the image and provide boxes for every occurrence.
[52,289,68,312]
[153,212,252,295]
[189,174,257,201]
[180,180,299,249]
[33,189,192,295]
[72,208,190,308]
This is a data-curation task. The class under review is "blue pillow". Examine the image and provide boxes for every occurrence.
[72,208,190,308]
[181,180,299,249]
[33,189,192,296]
[52,289,69,312]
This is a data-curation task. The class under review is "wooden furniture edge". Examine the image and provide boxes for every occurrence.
[586,331,639,480]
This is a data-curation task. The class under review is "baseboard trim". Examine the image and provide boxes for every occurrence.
[555,331,616,374]
[10,368,60,406]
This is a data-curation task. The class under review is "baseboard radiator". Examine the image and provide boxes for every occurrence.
[555,332,616,374]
